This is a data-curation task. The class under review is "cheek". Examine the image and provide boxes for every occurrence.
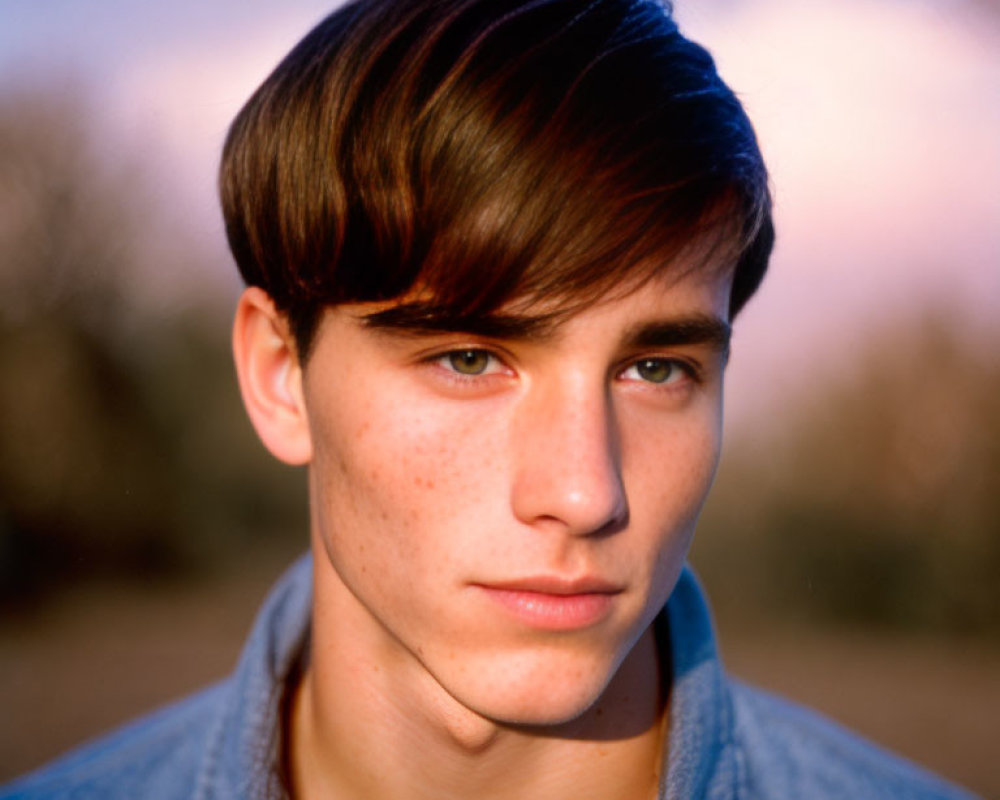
[627,402,721,499]
[622,407,722,570]
[308,382,508,576]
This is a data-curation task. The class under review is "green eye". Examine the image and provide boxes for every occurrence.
[447,350,491,375]
[635,359,677,384]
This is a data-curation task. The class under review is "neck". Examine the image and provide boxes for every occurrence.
[286,562,669,800]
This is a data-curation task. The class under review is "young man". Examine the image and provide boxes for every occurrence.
[2,0,976,798]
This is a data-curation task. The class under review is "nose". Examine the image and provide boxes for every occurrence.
[509,379,628,536]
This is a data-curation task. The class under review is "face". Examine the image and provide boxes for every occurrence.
[299,268,732,727]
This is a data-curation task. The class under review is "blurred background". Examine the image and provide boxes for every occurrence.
[1,0,998,795]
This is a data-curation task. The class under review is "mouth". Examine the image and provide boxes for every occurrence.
[472,576,622,630]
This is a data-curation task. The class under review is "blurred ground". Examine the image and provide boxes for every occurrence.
[1,545,997,797]
[717,621,1000,798]
[0,544,301,786]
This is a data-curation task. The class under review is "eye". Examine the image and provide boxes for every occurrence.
[620,358,689,385]
[438,349,503,376]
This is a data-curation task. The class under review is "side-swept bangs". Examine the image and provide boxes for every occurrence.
[221,0,773,357]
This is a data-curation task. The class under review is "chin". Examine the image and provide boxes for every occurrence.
[442,649,621,728]
[475,690,605,729]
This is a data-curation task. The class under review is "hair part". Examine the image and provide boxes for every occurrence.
[221,0,774,361]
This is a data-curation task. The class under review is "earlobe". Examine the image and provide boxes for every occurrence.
[232,287,313,466]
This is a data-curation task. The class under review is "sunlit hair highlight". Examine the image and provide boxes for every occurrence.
[221,0,774,359]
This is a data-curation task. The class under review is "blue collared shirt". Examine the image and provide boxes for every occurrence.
[1,555,978,799]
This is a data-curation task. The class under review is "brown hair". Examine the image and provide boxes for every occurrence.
[221,0,773,358]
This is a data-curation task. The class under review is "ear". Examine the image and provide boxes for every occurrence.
[232,287,313,465]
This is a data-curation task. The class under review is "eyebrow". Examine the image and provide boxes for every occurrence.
[622,315,732,357]
[361,302,560,340]
[362,301,731,356]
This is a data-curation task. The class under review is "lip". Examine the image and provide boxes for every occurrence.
[473,576,621,630]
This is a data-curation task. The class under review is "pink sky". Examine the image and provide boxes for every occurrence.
[675,0,1000,425]
[4,0,998,428]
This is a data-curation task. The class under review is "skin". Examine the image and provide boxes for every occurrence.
[232,263,734,800]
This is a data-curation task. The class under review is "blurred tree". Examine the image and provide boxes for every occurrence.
[0,88,307,602]
[694,314,1000,636]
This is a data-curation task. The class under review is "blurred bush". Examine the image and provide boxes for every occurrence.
[0,88,307,602]
[694,315,1000,636]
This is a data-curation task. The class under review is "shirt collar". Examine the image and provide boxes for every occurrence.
[661,567,739,799]
[195,554,313,800]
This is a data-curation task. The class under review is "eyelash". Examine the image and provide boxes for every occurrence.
[427,348,699,388]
